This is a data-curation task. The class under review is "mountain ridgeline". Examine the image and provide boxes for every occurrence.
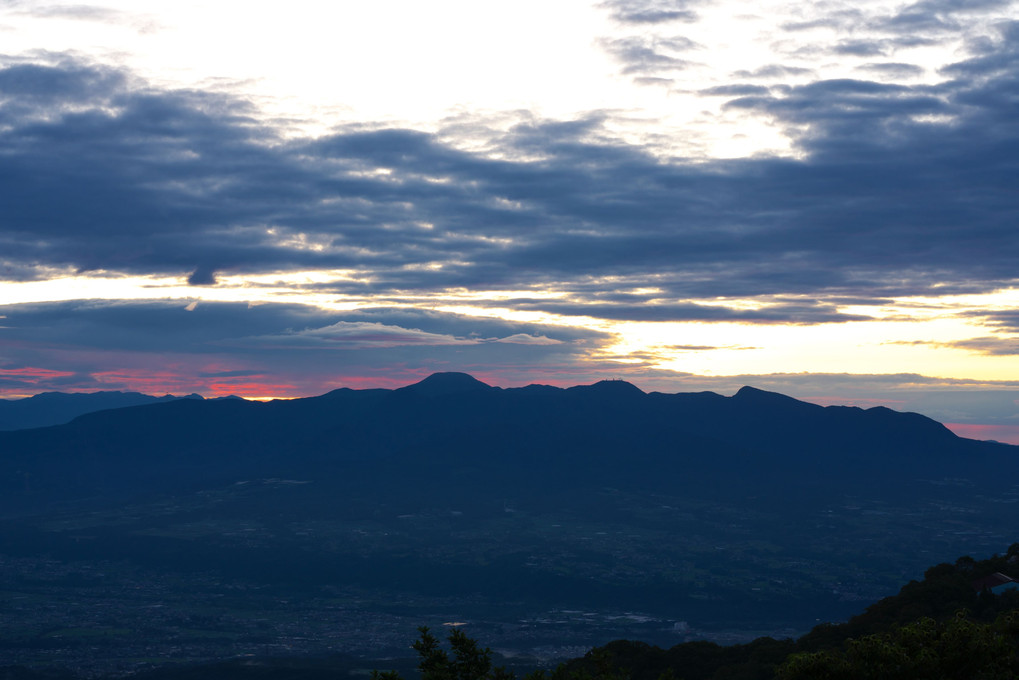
[0,372,1010,507]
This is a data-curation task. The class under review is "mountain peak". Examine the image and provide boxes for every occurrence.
[399,372,494,397]
[567,379,645,398]
[732,385,823,413]
[734,385,796,401]
[590,379,644,395]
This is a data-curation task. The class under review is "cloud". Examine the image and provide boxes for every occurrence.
[196,369,264,378]
[495,334,563,345]
[855,62,926,79]
[4,3,161,33]
[781,9,869,33]
[0,58,126,101]
[0,300,605,354]
[0,365,76,382]
[698,84,773,97]
[878,0,1015,34]
[598,35,700,76]
[964,310,1019,332]
[12,4,122,22]
[472,299,872,324]
[597,0,701,25]
[187,266,218,286]
[320,307,606,346]
[942,336,1019,356]
[764,0,1016,89]
[832,39,891,57]
[940,20,1019,78]
[781,0,1014,42]
[238,321,479,351]
[732,65,814,80]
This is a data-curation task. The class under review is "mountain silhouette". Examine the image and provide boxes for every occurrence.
[0,373,1010,508]
[396,371,495,397]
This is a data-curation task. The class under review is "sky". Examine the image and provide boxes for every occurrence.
[1,0,1018,442]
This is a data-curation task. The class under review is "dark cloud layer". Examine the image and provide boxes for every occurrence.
[1,33,1018,312]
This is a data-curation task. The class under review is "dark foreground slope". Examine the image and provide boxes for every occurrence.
[0,374,1016,675]
[560,544,1019,680]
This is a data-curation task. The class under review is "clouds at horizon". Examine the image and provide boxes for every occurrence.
[0,300,615,396]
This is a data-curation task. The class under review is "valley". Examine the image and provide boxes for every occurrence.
[1,470,1015,676]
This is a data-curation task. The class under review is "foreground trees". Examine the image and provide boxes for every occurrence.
[777,611,1019,680]
[372,627,515,680]
[380,610,1019,680]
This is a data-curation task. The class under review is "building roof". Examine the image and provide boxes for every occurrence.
[972,572,1017,591]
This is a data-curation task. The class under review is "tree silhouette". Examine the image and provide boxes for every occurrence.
[373,626,514,680]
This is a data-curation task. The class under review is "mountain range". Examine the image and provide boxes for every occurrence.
[0,372,1011,506]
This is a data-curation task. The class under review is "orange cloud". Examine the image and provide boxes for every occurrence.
[0,366,76,382]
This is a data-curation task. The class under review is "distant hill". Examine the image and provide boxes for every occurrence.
[0,390,207,431]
